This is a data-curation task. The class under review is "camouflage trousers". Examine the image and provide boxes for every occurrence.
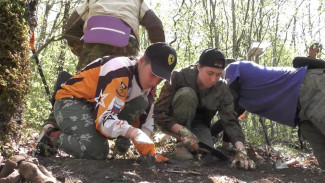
[53,96,148,160]
[298,69,325,169]
[77,36,139,71]
[172,87,214,147]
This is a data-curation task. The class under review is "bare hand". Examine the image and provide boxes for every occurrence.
[231,148,255,170]
[178,127,198,152]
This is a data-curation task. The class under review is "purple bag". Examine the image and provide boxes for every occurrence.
[83,15,131,47]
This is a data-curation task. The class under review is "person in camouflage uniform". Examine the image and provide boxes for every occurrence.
[154,48,255,170]
[222,60,325,172]
[64,0,165,71]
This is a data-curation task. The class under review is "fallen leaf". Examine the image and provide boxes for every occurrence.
[124,171,142,180]
[285,159,299,166]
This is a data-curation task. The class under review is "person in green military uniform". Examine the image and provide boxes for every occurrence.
[64,0,165,71]
[154,48,255,170]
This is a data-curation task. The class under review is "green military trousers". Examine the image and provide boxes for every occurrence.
[298,69,325,170]
[77,36,139,71]
[53,95,148,160]
[172,87,214,147]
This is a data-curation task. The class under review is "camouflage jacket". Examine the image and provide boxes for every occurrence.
[154,65,245,144]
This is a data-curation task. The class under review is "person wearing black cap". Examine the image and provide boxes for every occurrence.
[36,43,177,160]
[154,48,255,170]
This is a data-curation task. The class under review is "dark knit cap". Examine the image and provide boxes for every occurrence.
[198,48,226,69]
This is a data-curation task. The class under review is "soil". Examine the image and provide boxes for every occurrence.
[2,133,324,183]
[36,145,325,183]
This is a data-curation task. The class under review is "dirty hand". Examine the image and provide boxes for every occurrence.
[178,127,199,152]
[231,147,255,170]
[128,127,155,156]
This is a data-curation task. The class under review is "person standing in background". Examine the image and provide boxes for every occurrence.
[308,42,322,59]
[64,0,165,71]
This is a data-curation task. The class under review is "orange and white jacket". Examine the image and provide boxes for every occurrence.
[55,56,154,139]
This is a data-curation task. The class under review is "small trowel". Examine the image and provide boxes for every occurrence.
[146,153,159,181]
[198,142,229,162]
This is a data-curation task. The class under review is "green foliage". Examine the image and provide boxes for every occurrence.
[241,113,298,146]
[25,0,325,147]
[25,40,77,128]
[24,0,78,129]
[0,0,30,142]
[259,41,296,67]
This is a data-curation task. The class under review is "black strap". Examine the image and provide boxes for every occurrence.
[50,71,72,106]
[293,57,325,69]
[32,50,51,97]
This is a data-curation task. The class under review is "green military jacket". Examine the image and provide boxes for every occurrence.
[154,65,245,144]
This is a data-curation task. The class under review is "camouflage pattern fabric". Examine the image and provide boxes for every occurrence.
[54,98,108,159]
[113,136,132,156]
[298,69,325,135]
[113,94,149,155]
[172,87,214,146]
[53,94,148,159]
[77,36,139,70]
[172,87,198,130]
[298,69,325,170]
[299,121,325,170]
[155,65,244,145]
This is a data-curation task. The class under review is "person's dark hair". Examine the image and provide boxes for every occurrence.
[198,48,225,69]
[143,55,151,64]
[225,58,237,67]
[309,43,322,51]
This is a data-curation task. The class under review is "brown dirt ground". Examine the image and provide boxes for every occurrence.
[2,133,324,183]
[36,145,325,183]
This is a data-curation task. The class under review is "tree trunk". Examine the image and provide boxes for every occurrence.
[58,0,71,73]
[259,117,271,145]
[231,0,237,58]
[37,0,54,48]
[0,0,31,145]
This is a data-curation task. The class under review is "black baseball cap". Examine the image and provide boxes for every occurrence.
[198,48,226,69]
[145,43,177,81]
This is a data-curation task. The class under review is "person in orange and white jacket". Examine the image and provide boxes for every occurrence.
[36,43,177,160]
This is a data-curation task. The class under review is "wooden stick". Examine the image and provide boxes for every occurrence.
[166,169,201,175]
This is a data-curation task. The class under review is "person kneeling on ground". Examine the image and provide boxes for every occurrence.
[36,43,177,160]
[154,48,255,170]
[220,60,325,172]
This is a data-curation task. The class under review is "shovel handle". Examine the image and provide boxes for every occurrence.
[146,153,156,169]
